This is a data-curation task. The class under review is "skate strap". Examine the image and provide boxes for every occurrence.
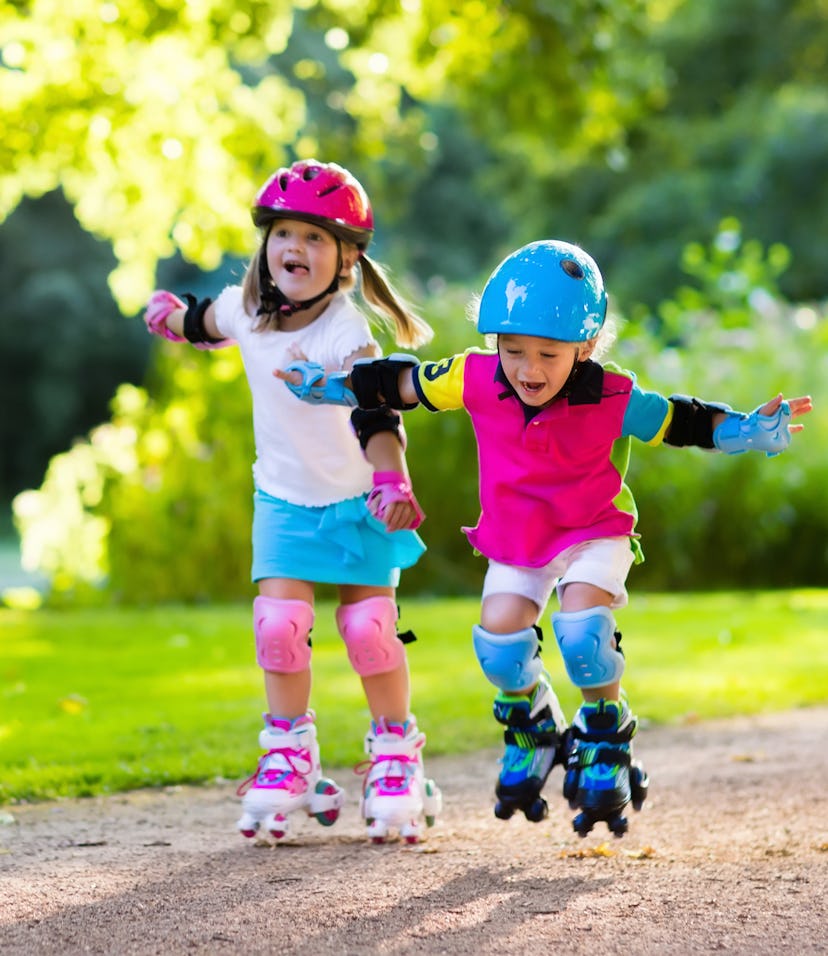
[355,753,417,791]
[504,726,560,748]
[569,742,632,770]
[571,720,636,745]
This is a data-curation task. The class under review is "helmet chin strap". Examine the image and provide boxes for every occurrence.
[257,233,344,318]
[554,347,587,401]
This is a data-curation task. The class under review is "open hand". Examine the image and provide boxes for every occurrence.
[759,393,813,437]
[273,346,316,387]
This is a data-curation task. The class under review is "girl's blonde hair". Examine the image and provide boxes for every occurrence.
[241,231,433,349]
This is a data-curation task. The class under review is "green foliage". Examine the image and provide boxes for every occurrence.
[618,227,828,589]
[0,0,659,314]
[105,347,255,603]
[0,191,150,500]
[2,591,826,803]
[4,0,828,513]
[14,344,255,604]
[522,0,828,310]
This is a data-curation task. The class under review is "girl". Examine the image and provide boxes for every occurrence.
[287,238,812,838]
[144,159,442,844]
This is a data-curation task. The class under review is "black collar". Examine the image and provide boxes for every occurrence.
[494,359,605,423]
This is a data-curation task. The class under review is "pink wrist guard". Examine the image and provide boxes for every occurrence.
[367,471,425,530]
[145,290,187,343]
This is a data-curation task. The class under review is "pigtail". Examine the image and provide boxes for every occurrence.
[359,254,433,349]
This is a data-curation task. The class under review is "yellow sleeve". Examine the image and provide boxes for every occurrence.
[414,349,483,411]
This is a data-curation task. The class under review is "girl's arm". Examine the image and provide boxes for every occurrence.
[144,291,230,349]
[275,346,425,531]
[344,346,424,532]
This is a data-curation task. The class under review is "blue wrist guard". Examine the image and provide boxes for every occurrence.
[284,361,357,407]
[713,402,791,457]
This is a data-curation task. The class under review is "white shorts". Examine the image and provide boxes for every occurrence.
[481,537,636,614]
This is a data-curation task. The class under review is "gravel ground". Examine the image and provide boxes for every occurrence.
[2,707,827,955]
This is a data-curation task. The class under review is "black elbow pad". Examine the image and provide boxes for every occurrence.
[351,355,420,410]
[182,294,224,345]
[665,394,733,448]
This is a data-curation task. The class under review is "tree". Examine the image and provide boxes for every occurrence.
[0,0,660,313]
[512,0,828,311]
[0,191,150,500]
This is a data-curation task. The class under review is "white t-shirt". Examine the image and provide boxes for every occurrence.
[214,286,376,507]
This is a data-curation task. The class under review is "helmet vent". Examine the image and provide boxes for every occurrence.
[278,174,289,190]
[302,166,321,180]
[318,184,341,197]
[561,259,585,280]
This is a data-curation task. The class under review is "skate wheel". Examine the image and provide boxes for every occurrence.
[630,762,649,811]
[423,779,440,827]
[523,796,548,823]
[494,800,515,821]
[562,769,579,809]
[608,813,629,837]
[237,813,260,839]
[573,811,594,838]
[404,834,419,845]
[367,817,390,843]
[267,812,288,840]
[313,778,341,827]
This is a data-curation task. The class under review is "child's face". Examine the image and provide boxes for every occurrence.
[266,218,356,301]
[498,334,591,407]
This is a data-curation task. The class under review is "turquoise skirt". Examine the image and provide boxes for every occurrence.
[251,488,426,587]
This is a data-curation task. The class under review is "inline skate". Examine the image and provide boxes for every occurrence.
[493,675,569,823]
[563,698,648,838]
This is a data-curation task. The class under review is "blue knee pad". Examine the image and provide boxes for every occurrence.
[472,624,543,692]
[552,607,624,689]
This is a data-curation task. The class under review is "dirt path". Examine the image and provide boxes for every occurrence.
[2,708,827,955]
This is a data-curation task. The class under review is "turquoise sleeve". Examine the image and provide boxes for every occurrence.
[622,381,672,444]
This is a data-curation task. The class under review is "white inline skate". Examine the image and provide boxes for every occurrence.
[359,717,442,844]
[236,711,344,841]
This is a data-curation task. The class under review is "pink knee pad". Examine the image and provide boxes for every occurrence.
[335,596,405,677]
[253,596,314,673]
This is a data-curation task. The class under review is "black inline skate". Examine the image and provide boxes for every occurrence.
[563,698,648,838]
[492,676,569,822]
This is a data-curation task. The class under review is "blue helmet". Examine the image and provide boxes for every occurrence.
[477,239,607,341]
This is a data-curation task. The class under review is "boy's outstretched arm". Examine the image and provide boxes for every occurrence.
[666,391,812,456]
[711,393,812,456]
[713,393,812,432]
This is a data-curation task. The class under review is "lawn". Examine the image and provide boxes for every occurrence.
[2,590,827,803]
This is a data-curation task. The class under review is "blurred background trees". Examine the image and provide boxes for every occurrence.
[2,0,826,603]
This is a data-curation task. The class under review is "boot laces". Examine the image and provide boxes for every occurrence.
[236,745,313,797]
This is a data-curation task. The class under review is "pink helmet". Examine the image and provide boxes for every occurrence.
[253,159,374,248]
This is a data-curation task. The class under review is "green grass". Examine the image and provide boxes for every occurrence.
[2,591,827,804]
